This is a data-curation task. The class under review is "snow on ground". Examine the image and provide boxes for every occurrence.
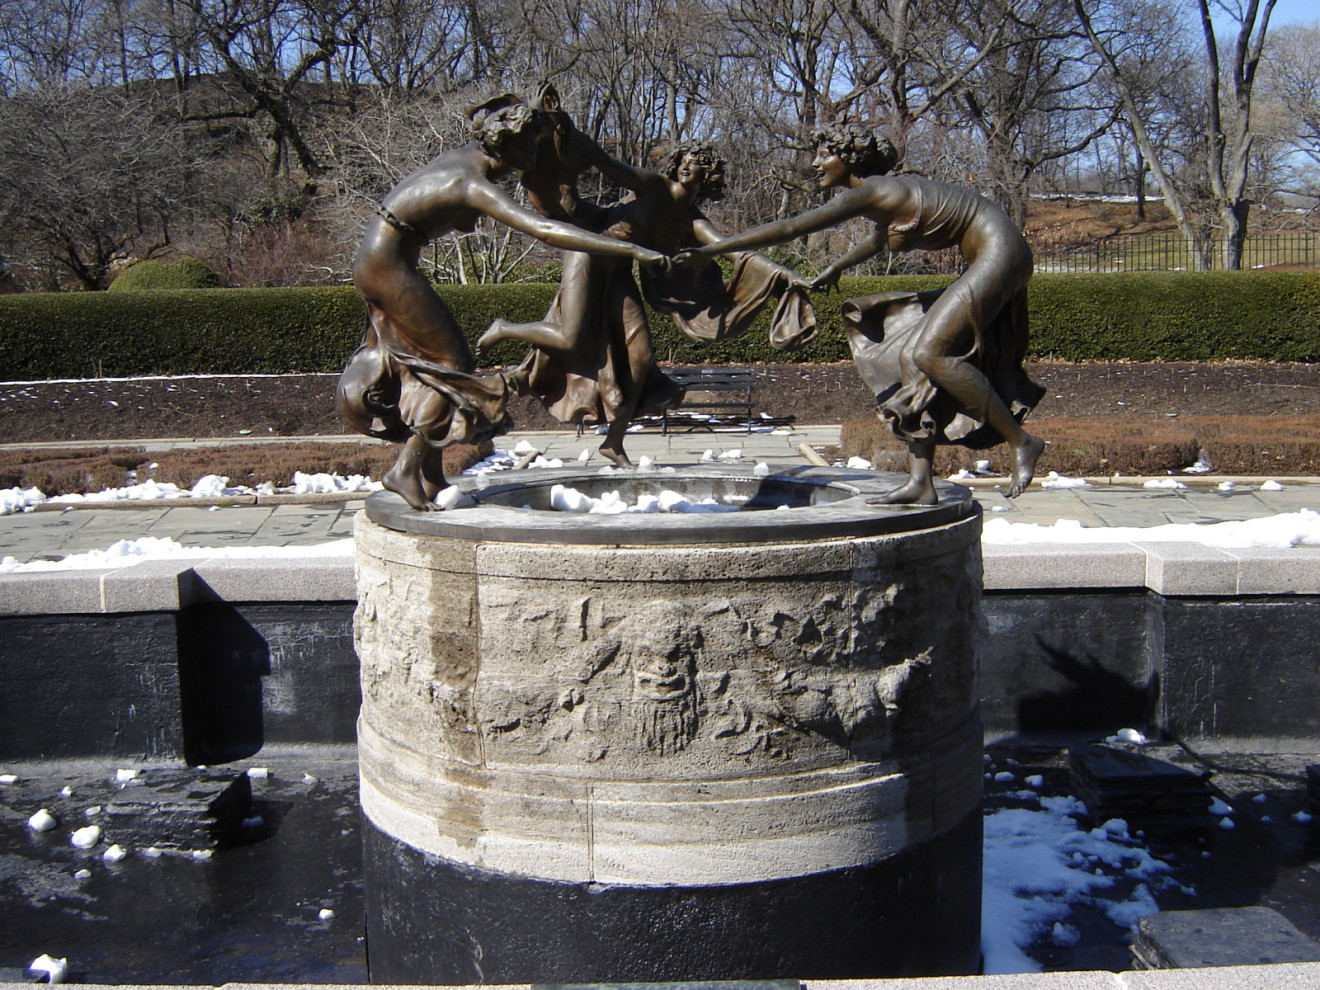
[983,508,1320,548]
[1,536,353,573]
[982,794,1171,973]
[0,472,381,516]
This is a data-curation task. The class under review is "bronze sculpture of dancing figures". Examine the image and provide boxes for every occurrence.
[338,94,667,510]
[683,122,1045,503]
[478,94,813,467]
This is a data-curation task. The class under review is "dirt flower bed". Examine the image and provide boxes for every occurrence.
[3,361,1320,485]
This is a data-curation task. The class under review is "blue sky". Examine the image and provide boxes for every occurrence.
[1270,0,1316,27]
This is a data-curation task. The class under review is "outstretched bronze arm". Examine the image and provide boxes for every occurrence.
[466,180,662,264]
[688,184,878,257]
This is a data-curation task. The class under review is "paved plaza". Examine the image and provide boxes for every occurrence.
[3,425,1319,564]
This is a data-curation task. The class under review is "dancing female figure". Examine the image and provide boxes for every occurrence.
[684,123,1044,503]
[478,118,812,467]
[339,95,666,510]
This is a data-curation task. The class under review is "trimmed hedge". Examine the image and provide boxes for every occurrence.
[108,257,227,292]
[1,271,1317,379]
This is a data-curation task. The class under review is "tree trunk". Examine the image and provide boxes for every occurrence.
[1221,200,1250,270]
[1134,147,1146,222]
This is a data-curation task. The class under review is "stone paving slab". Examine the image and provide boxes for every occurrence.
[4,427,1320,565]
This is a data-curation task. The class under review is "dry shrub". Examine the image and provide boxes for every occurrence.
[1184,415,1320,475]
[0,446,143,493]
[0,440,492,496]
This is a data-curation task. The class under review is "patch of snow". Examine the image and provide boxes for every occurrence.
[982,795,1171,973]
[982,509,1320,549]
[434,487,476,510]
[1260,479,1285,491]
[0,487,46,514]
[28,809,57,832]
[28,954,68,984]
[846,456,873,469]
[0,536,354,574]
[1108,728,1147,745]
[1144,478,1187,490]
[102,844,127,863]
[1040,472,1089,489]
[70,825,101,849]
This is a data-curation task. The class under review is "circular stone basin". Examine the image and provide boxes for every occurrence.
[364,463,974,545]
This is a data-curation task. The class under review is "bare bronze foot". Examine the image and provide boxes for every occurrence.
[1006,433,1046,498]
[384,464,440,511]
[874,476,938,505]
[598,442,634,469]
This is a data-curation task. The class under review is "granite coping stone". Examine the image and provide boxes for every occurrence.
[0,556,354,614]
[983,542,1320,596]
[4,540,1320,614]
[191,555,356,602]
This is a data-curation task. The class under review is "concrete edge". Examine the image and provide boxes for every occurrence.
[0,555,356,614]
[7,540,1320,613]
[982,541,1320,595]
[0,963,1315,989]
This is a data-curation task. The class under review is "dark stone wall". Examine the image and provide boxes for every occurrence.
[179,602,359,764]
[981,591,1157,737]
[362,809,983,984]
[0,613,185,759]
[1158,596,1320,741]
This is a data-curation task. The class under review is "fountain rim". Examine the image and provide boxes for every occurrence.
[364,463,976,545]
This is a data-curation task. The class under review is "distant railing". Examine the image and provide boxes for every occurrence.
[1033,232,1320,273]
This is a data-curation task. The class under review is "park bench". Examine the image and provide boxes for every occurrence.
[660,367,756,434]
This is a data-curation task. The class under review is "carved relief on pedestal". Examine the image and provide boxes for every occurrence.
[476,584,944,777]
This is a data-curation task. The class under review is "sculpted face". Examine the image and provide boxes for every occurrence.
[812,147,850,189]
[675,151,713,190]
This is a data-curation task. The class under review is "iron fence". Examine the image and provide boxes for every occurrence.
[1033,232,1320,273]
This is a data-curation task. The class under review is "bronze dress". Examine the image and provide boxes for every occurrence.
[842,177,1043,449]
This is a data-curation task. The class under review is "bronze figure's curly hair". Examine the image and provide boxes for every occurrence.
[665,143,727,200]
[811,122,898,178]
[467,95,539,158]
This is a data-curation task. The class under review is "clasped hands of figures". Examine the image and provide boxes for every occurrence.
[667,249,839,293]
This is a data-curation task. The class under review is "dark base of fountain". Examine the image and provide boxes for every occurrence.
[363,808,983,983]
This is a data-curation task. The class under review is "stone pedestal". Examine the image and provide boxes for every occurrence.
[354,465,984,982]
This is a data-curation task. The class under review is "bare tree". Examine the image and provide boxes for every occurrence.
[1257,20,1320,207]
[956,0,1119,224]
[0,83,201,288]
[1076,0,1278,269]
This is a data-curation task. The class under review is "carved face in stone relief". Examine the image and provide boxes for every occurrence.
[616,608,701,755]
